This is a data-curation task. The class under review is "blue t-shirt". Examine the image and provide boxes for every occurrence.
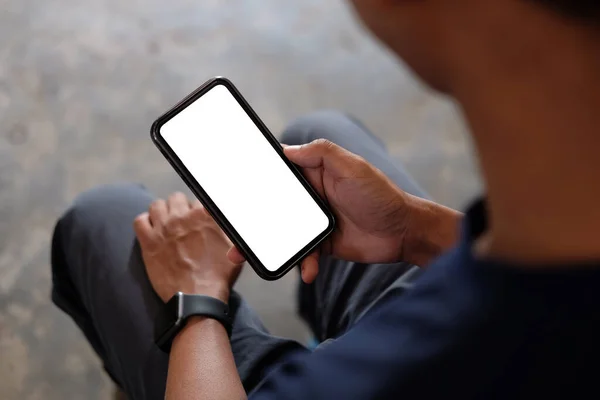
[250,201,600,399]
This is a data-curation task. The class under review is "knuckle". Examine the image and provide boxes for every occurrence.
[352,156,371,176]
[133,214,145,226]
[164,215,183,232]
[149,199,164,212]
[353,154,369,167]
[313,138,335,151]
[169,191,186,201]
[190,206,208,219]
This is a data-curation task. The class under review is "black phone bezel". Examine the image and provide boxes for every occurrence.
[150,77,335,281]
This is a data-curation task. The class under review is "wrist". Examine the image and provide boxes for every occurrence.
[162,281,230,304]
[191,281,230,304]
[403,195,462,266]
[172,317,226,349]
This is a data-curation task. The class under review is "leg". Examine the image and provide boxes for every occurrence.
[51,184,303,400]
[281,110,428,199]
[281,111,427,341]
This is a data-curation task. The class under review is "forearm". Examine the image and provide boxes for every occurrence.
[403,195,463,267]
[166,317,246,400]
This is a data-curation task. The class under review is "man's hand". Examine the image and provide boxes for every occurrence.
[134,192,242,303]
[228,139,461,283]
[134,194,246,400]
[229,139,418,282]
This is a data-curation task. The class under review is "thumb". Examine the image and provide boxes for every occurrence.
[284,139,347,171]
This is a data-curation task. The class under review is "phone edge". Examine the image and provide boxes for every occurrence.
[150,76,336,281]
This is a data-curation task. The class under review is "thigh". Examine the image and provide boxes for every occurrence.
[51,184,167,400]
[281,110,428,199]
[51,184,303,399]
[281,111,425,341]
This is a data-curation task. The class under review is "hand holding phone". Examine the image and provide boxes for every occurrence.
[229,139,416,283]
[151,77,335,280]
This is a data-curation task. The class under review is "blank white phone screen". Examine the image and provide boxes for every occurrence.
[160,84,330,272]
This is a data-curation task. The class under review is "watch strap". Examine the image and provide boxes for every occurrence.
[181,294,232,336]
[155,293,232,352]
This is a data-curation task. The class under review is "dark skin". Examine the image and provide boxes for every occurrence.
[135,0,600,398]
[351,0,600,263]
[228,140,461,283]
[135,195,246,400]
[134,145,458,400]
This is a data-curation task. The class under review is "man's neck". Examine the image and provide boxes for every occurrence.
[450,11,600,264]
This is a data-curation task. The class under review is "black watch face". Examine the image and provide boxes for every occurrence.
[154,294,181,339]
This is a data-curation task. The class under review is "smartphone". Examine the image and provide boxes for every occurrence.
[151,77,335,280]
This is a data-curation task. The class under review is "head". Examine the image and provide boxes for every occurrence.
[348,0,600,93]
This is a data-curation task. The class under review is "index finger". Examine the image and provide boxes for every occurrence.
[133,212,156,247]
[300,250,320,284]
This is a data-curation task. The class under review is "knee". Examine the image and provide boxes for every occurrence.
[70,183,148,213]
[56,183,151,239]
[280,110,362,146]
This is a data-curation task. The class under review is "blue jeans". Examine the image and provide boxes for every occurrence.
[51,111,426,400]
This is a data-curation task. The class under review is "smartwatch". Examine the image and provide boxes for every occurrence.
[154,292,232,352]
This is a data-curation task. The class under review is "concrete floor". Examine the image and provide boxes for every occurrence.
[0,0,481,398]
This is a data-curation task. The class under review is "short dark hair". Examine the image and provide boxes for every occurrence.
[537,0,600,21]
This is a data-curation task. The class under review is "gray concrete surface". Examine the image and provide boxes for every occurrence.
[0,0,481,398]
